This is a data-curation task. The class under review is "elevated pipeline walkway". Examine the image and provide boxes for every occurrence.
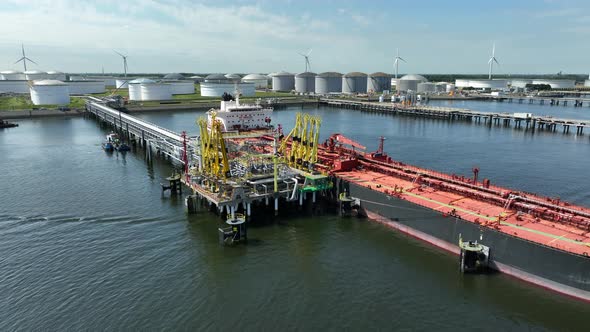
[320,99,590,136]
[85,96,195,164]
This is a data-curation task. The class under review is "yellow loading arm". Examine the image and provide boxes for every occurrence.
[197,112,230,179]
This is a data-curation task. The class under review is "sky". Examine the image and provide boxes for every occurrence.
[1,0,590,75]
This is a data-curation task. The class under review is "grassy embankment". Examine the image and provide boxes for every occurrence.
[0,84,293,111]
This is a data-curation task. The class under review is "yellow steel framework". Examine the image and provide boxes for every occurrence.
[197,112,230,179]
[279,112,321,171]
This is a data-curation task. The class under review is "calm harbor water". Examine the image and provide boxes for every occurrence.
[1,101,590,330]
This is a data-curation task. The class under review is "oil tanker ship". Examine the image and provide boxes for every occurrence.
[317,135,590,302]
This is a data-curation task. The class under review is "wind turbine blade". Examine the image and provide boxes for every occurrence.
[492,42,496,56]
[297,52,306,57]
[399,57,407,63]
[25,57,37,65]
[488,58,493,64]
[114,50,125,57]
[14,57,24,64]
[493,58,499,65]
[307,49,313,56]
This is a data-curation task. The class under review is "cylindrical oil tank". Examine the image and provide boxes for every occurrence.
[417,82,436,93]
[271,71,295,91]
[0,81,29,93]
[367,72,392,93]
[67,80,106,94]
[189,76,204,83]
[46,71,66,81]
[315,72,342,94]
[0,70,25,80]
[24,70,47,81]
[140,83,172,101]
[128,78,155,101]
[396,79,419,92]
[532,79,575,89]
[200,82,255,97]
[115,79,129,89]
[295,72,316,93]
[510,79,532,88]
[241,74,268,89]
[455,79,470,88]
[30,80,70,105]
[166,80,195,94]
[225,73,242,83]
[342,72,367,94]
[585,80,590,87]
[435,83,447,92]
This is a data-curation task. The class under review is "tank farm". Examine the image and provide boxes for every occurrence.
[182,110,590,302]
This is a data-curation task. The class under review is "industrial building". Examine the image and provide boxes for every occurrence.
[585,80,590,87]
[271,71,295,91]
[434,82,447,93]
[295,72,316,93]
[241,74,269,89]
[67,80,106,94]
[24,70,47,81]
[532,79,575,89]
[0,70,25,80]
[342,72,367,94]
[140,83,172,101]
[315,72,342,94]
[29,80,70,105]
[367,72,392,93]
[128,78,156,101]
[396,74,428,92]
[0,81,29,94]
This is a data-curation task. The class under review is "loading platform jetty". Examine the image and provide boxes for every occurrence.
[320,99,590,136]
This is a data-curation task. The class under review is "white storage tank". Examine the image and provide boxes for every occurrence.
[367,72,392,93]
[140,83,172,101]
[225,73,242,83]
[342,72,367,94]
[417,82,436,93]
[128,78,155,101]
[46,70,66,81]
[30,80,70,105]
[25,70,47,80]
[510,79,532,88]
[189,75,204,83]
[163,73,184,80]
[585,80,590,87]
[200,82,255,97]
[67,80,106,94]
[295,72,316,93]
[315,72,342,94]
[86,76,117,87]
[455,79,470,88]
[446,84,455,93]
[397,80,420,92]
[115,79,130,89]
[1,70,25,80]
[532,79,575,89]
[166,80,195,95]
[242,74,269,89]
[271,71,295,91]
[69,75,86,81]
[0,81,29,93]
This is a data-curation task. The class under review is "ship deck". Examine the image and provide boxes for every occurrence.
[337,169,590,257]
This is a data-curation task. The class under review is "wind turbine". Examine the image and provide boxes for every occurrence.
[114,50,128,77]
[393,48,406,79]
[298,49,312,72]
[15,44,37,71]
[488,43,499,79]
